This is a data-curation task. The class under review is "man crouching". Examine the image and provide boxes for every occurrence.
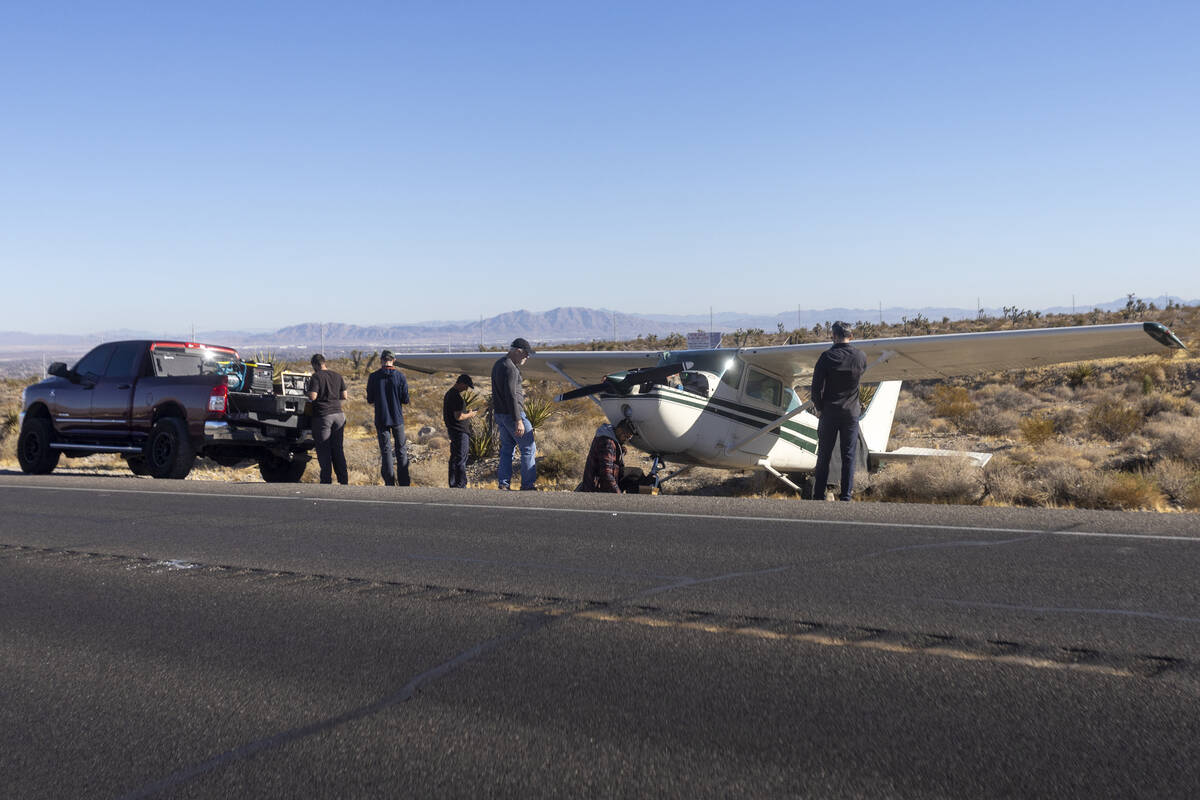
[577,418,639,493]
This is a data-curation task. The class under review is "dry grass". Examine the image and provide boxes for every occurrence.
[867,458,984,504]
[1018,414,1056,446]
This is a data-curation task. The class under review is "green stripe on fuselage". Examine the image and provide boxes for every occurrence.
[609,389,818,455]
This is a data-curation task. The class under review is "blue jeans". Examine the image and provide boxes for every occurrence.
[448,430,469,488]
[495,412,536,489]
[812,408,859,501]
[376,423,410,486]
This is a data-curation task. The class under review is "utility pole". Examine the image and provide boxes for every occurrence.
[479,315,483,350]
[878,301,882,325]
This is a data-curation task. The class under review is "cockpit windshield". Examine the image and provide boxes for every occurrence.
[659,350,744,390]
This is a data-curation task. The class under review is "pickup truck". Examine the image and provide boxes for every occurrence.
[17,340,314,481]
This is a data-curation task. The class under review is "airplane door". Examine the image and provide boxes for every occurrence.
[54,343,115,437]
[90,342,145,439]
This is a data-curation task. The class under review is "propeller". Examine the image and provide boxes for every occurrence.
[555,363,686,402]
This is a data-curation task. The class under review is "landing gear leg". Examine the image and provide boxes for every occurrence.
[756,459,804,495]
[645,455,693,493]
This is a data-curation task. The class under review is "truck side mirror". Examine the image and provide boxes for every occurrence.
[47,362,71,379]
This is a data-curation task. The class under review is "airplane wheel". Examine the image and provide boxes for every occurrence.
[17,417,60,475]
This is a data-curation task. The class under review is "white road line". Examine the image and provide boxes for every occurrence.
[2,482,1198,543]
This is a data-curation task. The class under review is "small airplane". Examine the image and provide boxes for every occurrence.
[396,322,1187,492]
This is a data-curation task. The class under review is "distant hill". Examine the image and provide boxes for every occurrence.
[2,297,1195,358]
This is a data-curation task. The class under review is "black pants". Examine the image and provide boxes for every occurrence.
[312,413,348,485]
[448,430,469,488]
[812,408,859,501]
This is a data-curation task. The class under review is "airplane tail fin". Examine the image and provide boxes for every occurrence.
[859,380,901,453]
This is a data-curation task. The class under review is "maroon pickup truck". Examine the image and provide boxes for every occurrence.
[17,340,314,481]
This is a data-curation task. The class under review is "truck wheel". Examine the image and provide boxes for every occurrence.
[259,454,308,483]
[17,417,60,475]
[145,418,196,479]
[124,456,151,476]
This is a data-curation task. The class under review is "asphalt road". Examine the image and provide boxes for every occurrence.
[2,473,1199,798]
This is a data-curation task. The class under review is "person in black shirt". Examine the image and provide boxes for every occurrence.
[442,374,477,488]
[810,321,868,501]
[306,353,349,485]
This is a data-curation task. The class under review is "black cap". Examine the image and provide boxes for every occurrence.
[511,337,535,354]
[457,373,474,388]
[380,349,394,361]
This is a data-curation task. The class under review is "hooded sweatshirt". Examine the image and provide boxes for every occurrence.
[810,342,867,416]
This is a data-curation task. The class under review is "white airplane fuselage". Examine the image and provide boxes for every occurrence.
[597,370,829,472]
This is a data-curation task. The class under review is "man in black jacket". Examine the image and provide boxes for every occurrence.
[810,321,867,501]
[366,349,411,486]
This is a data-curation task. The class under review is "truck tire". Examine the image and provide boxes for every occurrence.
[145,418,196,479]
[17,417,60,474]
[259,454,308,483]
[124,456,151,476]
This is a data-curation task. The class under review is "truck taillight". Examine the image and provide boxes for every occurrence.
[208,384,228,414]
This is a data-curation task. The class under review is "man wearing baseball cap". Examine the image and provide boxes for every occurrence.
[442,373,477,489]
[810,321,867,501]
[490,337,537,490]
[366,349,411,486]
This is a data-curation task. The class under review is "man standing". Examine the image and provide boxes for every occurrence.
[578,418,637,493]
[366,349,410,486]
[306,353,349,485]
[442,373,477,489]
[810,321,868,501]
[490,337,537,490]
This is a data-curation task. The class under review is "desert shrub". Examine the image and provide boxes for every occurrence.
[1096,472,1164,511]
[1067,363,1094,388]
[1151,459,1200,506]
[975,385,1037,411]
[1143,413,1200,465]
[931,385,977,425]
[980,459,1023,505]
[963,409,1019,436]
[1019,414,1056,446]
[1139,393,1190,417]
[892,399,932,428]
[1046,407,1082,436]
[534,448,584,485]
[1087,399,1143,439]
[868,458,984,504]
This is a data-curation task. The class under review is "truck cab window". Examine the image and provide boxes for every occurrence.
[73,344,115,381]
[105,343,146,379]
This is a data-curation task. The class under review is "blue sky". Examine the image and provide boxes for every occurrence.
[3,1,1197,334]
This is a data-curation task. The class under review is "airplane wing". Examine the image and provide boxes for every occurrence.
[739,322,1186,382]
[393,350,662,385]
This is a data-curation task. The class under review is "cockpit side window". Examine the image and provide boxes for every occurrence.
[744,368,783,407]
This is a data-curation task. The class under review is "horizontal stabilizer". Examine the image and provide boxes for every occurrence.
[870,446,992,469]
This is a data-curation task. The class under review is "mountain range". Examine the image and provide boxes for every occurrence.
[1,297,1194,355]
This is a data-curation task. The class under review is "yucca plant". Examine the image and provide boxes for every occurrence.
[469,418,498,461]
[1,408,19,440]
[524,395,557,429]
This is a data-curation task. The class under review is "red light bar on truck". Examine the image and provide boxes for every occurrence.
[151,341,240,356]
